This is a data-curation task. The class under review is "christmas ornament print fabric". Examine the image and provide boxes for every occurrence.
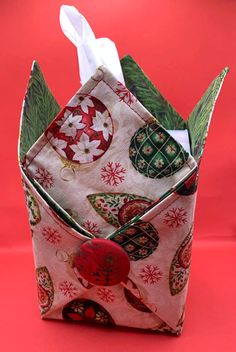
[18,57,228,335]
[24,66,196,238]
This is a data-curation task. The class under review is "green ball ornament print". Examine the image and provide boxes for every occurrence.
[111,221,159,261]
[129,123,189,179]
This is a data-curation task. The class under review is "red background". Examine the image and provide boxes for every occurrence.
[0,1,235,351]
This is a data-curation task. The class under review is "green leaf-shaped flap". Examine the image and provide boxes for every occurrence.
[19,61,61,162]
[187,67,229,163]
[120,55,186,130]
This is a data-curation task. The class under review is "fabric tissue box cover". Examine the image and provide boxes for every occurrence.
[18,7,228,336]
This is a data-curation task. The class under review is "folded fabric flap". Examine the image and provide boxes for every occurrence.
[21,160,195,332]
[19,61,61,163]
[24,65,197,239]
[42,303,170,332]
[105,169,198,330]
[187,67,229,164]
[107,165,197,240]
[21,168,93,239]
[120,55,186,130]
[128,187,197,329]
[21,167,181,332]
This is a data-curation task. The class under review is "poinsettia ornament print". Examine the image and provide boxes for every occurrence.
[24,66,197,239]
[46,95,113,165]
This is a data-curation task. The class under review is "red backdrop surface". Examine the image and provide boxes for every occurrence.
[0,1,235,351]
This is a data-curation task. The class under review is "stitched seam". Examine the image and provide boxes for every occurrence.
[142,195,182,220]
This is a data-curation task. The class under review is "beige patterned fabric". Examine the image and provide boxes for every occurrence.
[19,66,198,335]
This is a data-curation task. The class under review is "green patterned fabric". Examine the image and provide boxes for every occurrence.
[110,220,159,261]
[129,123,189,179]
[121,55,229,165]
[120,55,186,130]
[19,61,61,162]
[187,67,229,163]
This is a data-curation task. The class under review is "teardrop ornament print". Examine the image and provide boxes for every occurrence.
[169,229,193,295]
[87,193,153,228]
[36,266,54,314]
[23,182,41,225]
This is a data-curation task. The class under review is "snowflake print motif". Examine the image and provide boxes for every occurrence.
[115,82,136,105]
[59,281,78,298]
[139,264,163,285]
[97,288,115,303]
[101,162,126,187]
[42,226,61,244]
[83,220,100,235]
[164,207,187,228]
[34,168,54,189]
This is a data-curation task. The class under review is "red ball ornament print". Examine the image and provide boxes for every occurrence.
[37,285,51,309]
[118,199,152,225]
[74,238,130,286]
[176,170,198,196]
[62,298,115,325]
[45,95,113,164]
[178,236,192,269]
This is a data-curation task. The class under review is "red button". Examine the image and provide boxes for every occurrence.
[74,238,130,286]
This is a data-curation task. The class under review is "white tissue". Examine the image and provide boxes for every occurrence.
[60,5,125,85]
[168,130,191,154]
[60,5,190,154]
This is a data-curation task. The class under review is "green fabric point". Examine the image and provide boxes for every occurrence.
[19,61,61,162]
[121,55,229,165]
[187,67,229,163]
[120,55,186,130]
